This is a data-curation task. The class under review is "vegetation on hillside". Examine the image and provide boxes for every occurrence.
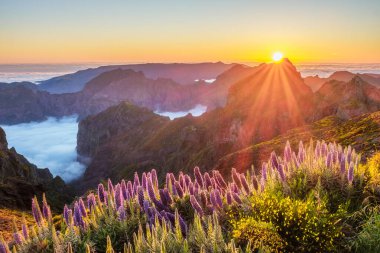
[2,140,380,252]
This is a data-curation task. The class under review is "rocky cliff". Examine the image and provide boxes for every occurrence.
[0,127,73,211]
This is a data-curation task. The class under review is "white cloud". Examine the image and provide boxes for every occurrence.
[155,104,207,120]
[1,116,85,182]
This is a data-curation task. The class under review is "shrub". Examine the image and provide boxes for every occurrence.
[232,218,285,252]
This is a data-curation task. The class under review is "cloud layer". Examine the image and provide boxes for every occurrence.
[1,116,85,182]
[155,104,207,120]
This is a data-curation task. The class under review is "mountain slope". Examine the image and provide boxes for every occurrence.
[76,59,318,190]
[214,111,380,173]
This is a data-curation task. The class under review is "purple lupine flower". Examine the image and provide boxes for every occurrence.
[137,186,145,207]
[284,141,292,163]
[163,188,173,205]
[73,202,84,228]
[347,146,352,164]
[178,213,188,236]
[298,141,306,163]
[348,161,354,183]
[143,200,151,216]
[277,164,286,182]
[240,174,250,194]
[166,173,170,188]
[103,191,109,206]
[78,198,87,217]
[204,172,212,189]
[98,183,105,203]
[198,191,207,206]
[315,141,321,158]
[260,178,265,192]
[159,189,168,206]
[231,192,242,204]
[151,169,158,188]
[174,181,184,198]
[340,155,346,174]
[210,191,218,208]
[190,195,203,216]
[31,197,43,226]
[142,172,148,190]
[63,205,71,225]
[231,168,242,189]
[118,206,126,221]
[326,152,333,168]
[169,174,177,195]
[194,167,204,187]
[188,182,194,195]
[42,195,51,221]
[261,163,268,181]
[321,141,327,156]
[114,184,124,209]
[210,178,217,189]
[270,151,279,170]
[0,240,10,253]
[226,191,232,205]
[214,189,223,208]
[293,153,301,168]
[147,177,158,202]
[179,172,185,189]
[230,183,239,194]
[127,180,133,199]
[21,220,29,240]
[184,174,192,188]
[108,179,114,196]
[193,181,200,196]
[87,193,96,213]
[214,171,227,189]
[133,172,140,195]
[252,176,259,190]
[13,232,23,245]
[121,180,128,200]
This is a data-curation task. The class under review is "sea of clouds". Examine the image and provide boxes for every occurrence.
[1,116,85,182]
[155,104,208,120]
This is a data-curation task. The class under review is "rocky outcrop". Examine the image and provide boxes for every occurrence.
[0,127,73,210]
[304,71,380,91]
[316,76,380,119]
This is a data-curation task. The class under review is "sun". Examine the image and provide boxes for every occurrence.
[272,52,284,62]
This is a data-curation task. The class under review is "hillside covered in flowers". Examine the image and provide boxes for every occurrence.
[2,140,380,252]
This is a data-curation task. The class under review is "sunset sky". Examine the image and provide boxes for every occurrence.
[1,0,380,64]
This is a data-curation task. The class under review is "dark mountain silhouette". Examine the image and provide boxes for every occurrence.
[0,64,248,125]
[38,62,236,94]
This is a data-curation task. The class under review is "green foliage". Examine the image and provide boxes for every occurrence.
[232,218,285,252]
[232,192,346,252]
[352,210,380,253]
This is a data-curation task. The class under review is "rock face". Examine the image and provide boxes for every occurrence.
[316,76,380,119]
[304,71,380,91]
[76,59,318,190]
[0,127,73,210]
